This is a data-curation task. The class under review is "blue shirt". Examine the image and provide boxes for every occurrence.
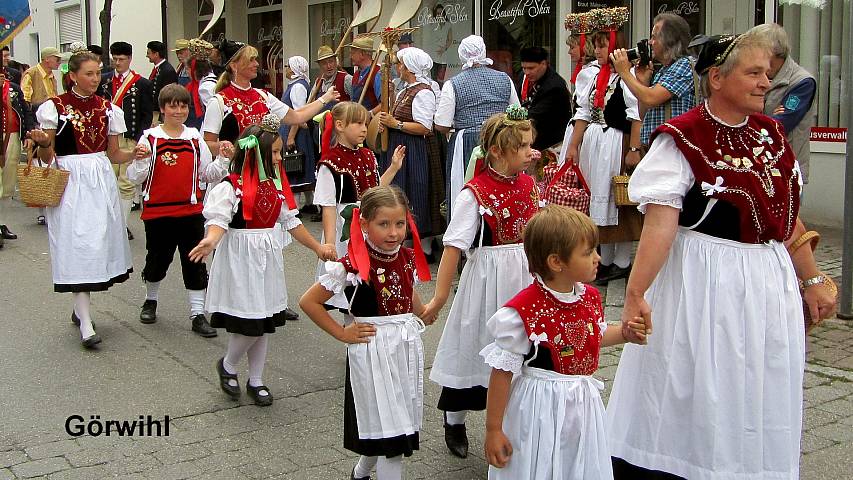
[640,56,696,145]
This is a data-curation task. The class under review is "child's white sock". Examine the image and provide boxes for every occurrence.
[187,289,205,317]
[247,335,269,395]
[445,410,467,425]
[74,292,95,338]
[224,334,257,387]
[376,455,402,480]
[146,281,160,301]
[613,241,632,268]
[420,237,433,255]
[354,456,377,478]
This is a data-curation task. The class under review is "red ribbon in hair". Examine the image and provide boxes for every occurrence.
[407,212,432,282]
[346,208,433,284]
[321,111,334,153]
[276,162,298,211]
[593,30,617,109]
[570,34,586,84]
[187,59,204,117]
[240,149,260,222]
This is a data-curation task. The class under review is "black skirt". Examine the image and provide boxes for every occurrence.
[437,385,488,412]
[54,269,132,293]
[209,311,287,336]
[611,457,686,480]
[343,361,419,458]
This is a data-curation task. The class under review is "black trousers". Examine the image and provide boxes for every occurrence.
[142,214,208,290]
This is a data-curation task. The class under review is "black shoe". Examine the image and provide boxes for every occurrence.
[130,202,141,211]
[191,314,217,337]
[246,382,273,406]
[126,228,134,240]
[81,333,102,349]
[283,307,299,321]
[139,300,157,324]
[350,467,370,480]
[0,236,4,249]
[36,215,46,226]
[443,412,469,458]
[216,358,241,399]
[0,225,17,240]
[594,264,614,286]
[597,264,632,285]
[71,312,95,329]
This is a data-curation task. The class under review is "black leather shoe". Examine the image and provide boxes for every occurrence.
[191,314,217,337]
[81,333,102,349]
[140,300,157,324]
[36,215,46,226]
[126,228,134,240]
[443,413,469,458]
[0,225,17,240]
[246,382,274,406]
[130,202,141,211]
[283,307,300,321]
[71,312,95,329]
[350,467,370,480]
[216,358,240,399]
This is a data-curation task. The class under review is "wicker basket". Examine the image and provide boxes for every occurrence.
[612,174,638,206]
[17,149,70,208]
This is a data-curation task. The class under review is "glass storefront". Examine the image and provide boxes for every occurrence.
[308,0,355,80]
[412,1,475,83]
[248,3,284,98]
[482,0,559,78]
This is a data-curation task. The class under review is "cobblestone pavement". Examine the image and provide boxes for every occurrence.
[1,200,850,479]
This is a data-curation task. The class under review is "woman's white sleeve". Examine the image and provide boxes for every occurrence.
[480,307,530,374]
[442,189,480,250]
[36,101,59,129]
[627,134,694,213]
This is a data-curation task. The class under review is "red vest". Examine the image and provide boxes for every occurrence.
[653,105,800,243]
[141,135,204,220]
[352,65,380,108]
[316,71,352,102]
[225,173,285,229]
[218,84,271,132]
[506,280,603,376]
[317,144,380,200]
[465,168,540,245]
[341,245,416,316]
[51,93,111,154]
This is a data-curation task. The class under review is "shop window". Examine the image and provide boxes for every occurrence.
[651,0,706,36]
[198,0,226,45]
[412,1,475,83]
[308,1,355,80]
[780,0,850,128]
[483,0,559,81]
[248,2,284,97]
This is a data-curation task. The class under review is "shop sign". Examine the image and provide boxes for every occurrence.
[414,1,475,82]
[651,0,705,36]
[810,127,847,154]
[487,0,552,25]
[416,3,470,29]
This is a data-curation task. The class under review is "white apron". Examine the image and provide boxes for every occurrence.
[347,313,425,439]
[577,123,621,226]
[430,242,533,389]
[316,173,358,308]
[205,225,288,318]
[490,367,612,480]
[47,152,132,286]
[606,228,805,480]
[448,128,467,215]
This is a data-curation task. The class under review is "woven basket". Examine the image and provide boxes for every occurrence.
[612,174,638,206]
[17,149,70,208]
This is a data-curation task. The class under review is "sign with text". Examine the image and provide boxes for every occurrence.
[651,0,705,36]
[413,1,475,82]
[483,0,558,80]
[810,127,847,154]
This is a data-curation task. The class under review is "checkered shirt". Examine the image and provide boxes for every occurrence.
[641,56,696,144]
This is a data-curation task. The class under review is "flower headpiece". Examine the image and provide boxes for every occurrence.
[188,38,214,62]
[68,42,90,57]
[564,12,593,34]
[503,105,529,125]
[587,7,629,32]
[260,113,280,133]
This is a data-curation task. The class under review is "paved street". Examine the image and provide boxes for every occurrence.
[1,199,851,479]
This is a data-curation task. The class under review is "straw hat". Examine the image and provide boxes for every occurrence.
[316,45,336,62]
[172,39,190,51]
[347,36,375,52]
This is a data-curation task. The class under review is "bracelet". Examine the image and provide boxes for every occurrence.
[628,146,641,152]
[802,274,827,288]
[788,230,820,254]
[397,121,404,130]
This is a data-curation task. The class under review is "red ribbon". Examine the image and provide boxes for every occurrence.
[407,212,432,282]
[277,162,297,211]
[571,34,586,84]
[321,111,334,153]
[593,30,617,109]
[240,149,259,222]
[347,207,372,282]
[520,75,530,102]
[187,59,203,117]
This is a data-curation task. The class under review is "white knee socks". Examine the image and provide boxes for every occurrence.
[73,292,95,338]
[600,242,632,268]
[223,334,268,390]
[354,456,378,478]
[376,455,402,480]
[247,335,269,392]
[420,237,433,255]
[146,281,160,301]
[187,289,205,317]
[445,410,467,425]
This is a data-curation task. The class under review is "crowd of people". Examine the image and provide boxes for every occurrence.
[0,6,840,479]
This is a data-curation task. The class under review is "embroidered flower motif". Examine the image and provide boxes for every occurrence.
[161,151,177,166]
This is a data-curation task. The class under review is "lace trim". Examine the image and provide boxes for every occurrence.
[319,261,358,294]
[636,196,684,214]
[480,343,523,374]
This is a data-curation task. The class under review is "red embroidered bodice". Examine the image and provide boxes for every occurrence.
[342,245,416,316]
[317,144,380,201]
[218,84,270,132]
[141,135,204,220]
[51,92,111,155]
[505,280,603,376]
[224,173,284,229]
[653,105,800,244]
[465,168,540,245]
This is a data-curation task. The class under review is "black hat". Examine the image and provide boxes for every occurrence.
[87,44,104,56]
[687,34,710,50]
[520,46,548,63]
[218,38,247,65]
[694,34,740,74]
[397,33,413,46]
[109,41,132,56]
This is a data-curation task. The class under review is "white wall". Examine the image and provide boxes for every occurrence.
[801,151,846,227]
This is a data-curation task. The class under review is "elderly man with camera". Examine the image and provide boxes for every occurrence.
[610,13,697,148]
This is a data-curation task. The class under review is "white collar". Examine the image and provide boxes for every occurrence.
[230,81,252,91]
[155,59,166,68]
[535,274,585,304]
[704,100,749,128]
[365,236,402,255]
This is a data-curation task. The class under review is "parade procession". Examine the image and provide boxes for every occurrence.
[1,0,852,479]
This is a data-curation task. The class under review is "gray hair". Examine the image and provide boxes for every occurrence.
[698,30,773,98]
[652,13,691,63]
[747,23,790,58]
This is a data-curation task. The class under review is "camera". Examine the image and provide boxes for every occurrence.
[626,39,652,65]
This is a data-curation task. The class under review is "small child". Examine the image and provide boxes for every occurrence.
[482,205,647,479]
[188,114,335,406]
[423,106,541,458]
[300,185,432,480]
[313,101,404,308]
[127,83,230,336]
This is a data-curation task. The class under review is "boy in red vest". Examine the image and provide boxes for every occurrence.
[128,84,232,337]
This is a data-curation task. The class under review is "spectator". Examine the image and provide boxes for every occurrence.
[1,70,34,241]
[147,40,178,124]
[311,45,352,105]
[173,39,191,86]
[21,48,61,108]
[518,46,572,151]
[1,47,21,85]
[348,36,381,110]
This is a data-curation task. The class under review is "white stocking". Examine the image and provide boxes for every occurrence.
[376,456,403,480]
[445,410,467,425]
[353,455,377,478]
[223,334,258,387]
[73,292,95,338]
[247,335,269,393]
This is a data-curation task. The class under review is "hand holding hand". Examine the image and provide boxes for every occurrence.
[133,143,150,159]
[218,140,235,158]
[622,293,652,345]
[338,321,377,344]
[188,237,217,263]
[484,429,513,468]
[316,243,338,261]
[419,298,444,325]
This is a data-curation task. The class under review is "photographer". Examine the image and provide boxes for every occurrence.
[610,13,696,147]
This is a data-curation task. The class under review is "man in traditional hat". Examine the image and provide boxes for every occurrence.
[99,41,154,239]
[518,46,572,150]
[147,40,178,124]
[313,45,352,104]
[173,39,191,86]
[348,36,382,110]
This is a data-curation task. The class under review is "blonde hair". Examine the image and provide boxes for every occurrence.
[523,205,598,280]
[331,101,369,128]
[566,34,595,64]
[359,185,410,221]
[479,112,535,169]
[215,45,259,93]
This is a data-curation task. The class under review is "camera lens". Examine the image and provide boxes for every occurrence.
[626,48,639,62]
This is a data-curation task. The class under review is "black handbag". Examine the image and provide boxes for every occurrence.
[282,150,305,177]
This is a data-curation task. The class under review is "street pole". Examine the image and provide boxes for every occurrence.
[838,0,853,320]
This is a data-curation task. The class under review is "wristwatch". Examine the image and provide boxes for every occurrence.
[802,274,827,288]
[397,121,404,130]
[628,146,641,153]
